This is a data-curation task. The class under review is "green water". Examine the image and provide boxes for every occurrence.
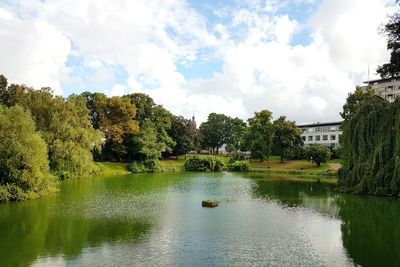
[0,172,399,267]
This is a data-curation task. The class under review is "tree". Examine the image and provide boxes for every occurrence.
[340,86,375,122]
[0,105,58,201]
[199,113,229,154]
[94,95,139,161]
[306,145,331,167]
[377,4,400,78]
[338,96,400,195]
[124,93,174,161]
[272,116,302,162]
[244,110,274,161]
[168,115,201,156]
[0,80,104,177]
[225,117,246,153]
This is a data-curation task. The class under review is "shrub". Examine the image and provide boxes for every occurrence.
[288,146,307,160]
[184,156,224,171]
[228,161,250,172]
[306,144,331,167]
[128,159,162,173]
[229,152,249,163]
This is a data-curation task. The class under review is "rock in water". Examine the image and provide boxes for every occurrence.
[202,200,219,208]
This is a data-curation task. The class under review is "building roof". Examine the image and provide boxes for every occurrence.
[297,121,343,128]
[363,77,400,85]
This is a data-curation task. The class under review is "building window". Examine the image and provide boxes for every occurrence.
[331,135,336,141]
[302,136,306,141]
[331,143,336,148]
[315,135,321,141]
[308,136,313,141]
[315,127,321,132]
[323,135,328,141]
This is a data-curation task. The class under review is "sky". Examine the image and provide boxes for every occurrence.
[0,0,397,124]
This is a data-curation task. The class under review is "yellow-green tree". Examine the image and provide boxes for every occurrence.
[0,105,58,202]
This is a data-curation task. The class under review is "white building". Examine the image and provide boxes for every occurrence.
[297,121,343,148]
[360,78,400,102]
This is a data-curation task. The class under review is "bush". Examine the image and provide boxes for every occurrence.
[184,156,224,171]
[306,144,331,167]
[128,159,162,173]
[228,161,250,172]
[229,152,249,163]
[287,146,307,160]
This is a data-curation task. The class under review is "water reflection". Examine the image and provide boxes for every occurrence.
[248,173,400,267]
[0,172,399,266]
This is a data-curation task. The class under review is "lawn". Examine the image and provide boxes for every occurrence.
[97,162,129,175]
[96,155,340,180]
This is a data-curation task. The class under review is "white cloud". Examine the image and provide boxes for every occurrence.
[0,10,71,95]
[0,0,395,124]
[111,84,125,96]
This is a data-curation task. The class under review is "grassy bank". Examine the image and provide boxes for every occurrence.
[97,162,130,176]
[96,156,340,183]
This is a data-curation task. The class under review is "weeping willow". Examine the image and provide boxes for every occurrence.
[339,96,400,196]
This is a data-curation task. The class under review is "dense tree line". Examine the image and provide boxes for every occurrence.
[0,73,308,201]
[199,110,304,161]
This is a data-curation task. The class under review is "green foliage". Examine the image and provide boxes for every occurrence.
[306,145,331,167]
[272,116,303,162]
[225,117,247,153]
[0,105,58,202]
[244,110,274,161]
[124,93,174,161]
[228,161,250,172]
[128,159,161,173]
[339,96,400,195]
[168,115,201,156]
[287,146,307,160]
[200,113,229,153]
[377,6,400,78]
[340,86,375,122]
[0,81,104,177]
[229,151,249,163]
[184,156,224,172]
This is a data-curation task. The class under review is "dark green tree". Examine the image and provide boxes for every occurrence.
[339,96,400,195]
[306,144,331,167]
[244,110,274,161]
[272,116,303,162]
[199,113,229,154]
[340,86,375,122]
[168,115,201,156]
[124,93,174,160]
[377,3,400,78]
[225,117,247,153]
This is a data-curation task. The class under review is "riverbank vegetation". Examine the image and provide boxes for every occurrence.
[339,95,400,196]
[0,73,335,202]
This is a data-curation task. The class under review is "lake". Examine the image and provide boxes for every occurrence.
[0,172,399,266]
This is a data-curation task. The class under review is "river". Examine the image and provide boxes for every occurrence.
[0,172,399,266]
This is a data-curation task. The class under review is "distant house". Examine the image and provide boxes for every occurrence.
[297,121,343,149]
